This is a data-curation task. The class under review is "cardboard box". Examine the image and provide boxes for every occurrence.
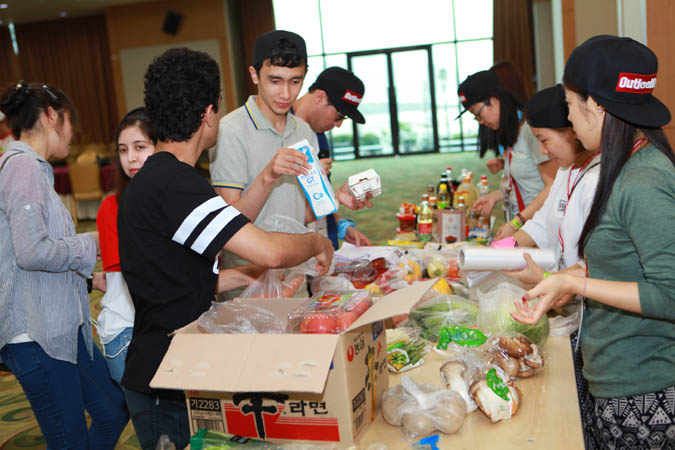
[150,280,435,444]
[433,209,466,243]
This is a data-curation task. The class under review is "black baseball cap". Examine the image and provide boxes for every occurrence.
[310,67,366,124]
[456,69,501,118]
[526,84,572,129]
[564,35,670,128]
[253,30,307,68]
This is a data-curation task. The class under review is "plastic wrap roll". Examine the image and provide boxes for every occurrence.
[458,247,556,271]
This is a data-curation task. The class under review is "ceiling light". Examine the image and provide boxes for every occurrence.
[0,4,8,9]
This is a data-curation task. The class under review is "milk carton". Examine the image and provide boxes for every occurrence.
[291,139,338,219]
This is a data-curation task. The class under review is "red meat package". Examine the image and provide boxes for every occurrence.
[288,290,373,334]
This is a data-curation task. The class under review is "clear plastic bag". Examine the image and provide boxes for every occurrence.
[258,215,332,278]
[288,291,373,334]
[440,348,523,422]
[549,300,582,337]
[386,327,430,373]
[240,270,306,299]
[408,295,479,342]
[197,300,286,334]
[486,334,546,380]
[439,348,494,413]
[310,275,355,294]
[239,215,335,299]
[381,376,466,441]
[476,281,550,346]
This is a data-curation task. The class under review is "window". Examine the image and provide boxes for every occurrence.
[274,0,493,158]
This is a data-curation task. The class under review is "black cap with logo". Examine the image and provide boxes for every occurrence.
[526,84,572,129]
[456,70,501,118]
[253,30,307,68]
[310,67,366,124]
[564,35,670,128]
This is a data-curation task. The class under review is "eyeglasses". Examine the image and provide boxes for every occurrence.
[472,102,487,121]
[325,97,347,122]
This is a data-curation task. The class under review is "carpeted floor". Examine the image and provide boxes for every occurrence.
[0,150,503,448]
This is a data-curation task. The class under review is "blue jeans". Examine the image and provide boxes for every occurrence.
[124,388,190,450]
[100,327,133,384]
[0,328,129,450]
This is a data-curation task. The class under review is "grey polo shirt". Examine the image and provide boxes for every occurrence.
[209,95,318,227]
[209,96,319,299]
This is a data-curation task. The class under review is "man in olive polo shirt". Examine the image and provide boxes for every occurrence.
[210,30,370,298]
[210,30,314,229]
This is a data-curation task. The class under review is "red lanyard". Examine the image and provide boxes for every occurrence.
[507,148,526,212]
[630,137,647,156]
[557,151,600,263]
[558,138,646,264]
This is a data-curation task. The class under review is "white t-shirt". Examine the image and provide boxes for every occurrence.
[521,154,601,269]
[504,122,550,217]
[96,271,134,343]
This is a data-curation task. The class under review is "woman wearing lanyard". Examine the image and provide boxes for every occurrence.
[504,84,600,285]
[513,36,675,450]
[457,68,557,237]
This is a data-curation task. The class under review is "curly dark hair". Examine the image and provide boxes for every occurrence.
[144,48,220,142]
[0,81,77,139]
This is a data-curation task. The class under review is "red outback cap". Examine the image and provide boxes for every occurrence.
[564,35,670,128]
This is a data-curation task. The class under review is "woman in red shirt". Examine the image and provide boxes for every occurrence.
[96,108,156,383]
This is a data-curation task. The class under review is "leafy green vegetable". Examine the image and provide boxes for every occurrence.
[478,298,550,345]
[387,339,428,372]
[409,296,478,341]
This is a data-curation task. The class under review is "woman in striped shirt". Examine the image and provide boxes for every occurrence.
[0,82,128,449]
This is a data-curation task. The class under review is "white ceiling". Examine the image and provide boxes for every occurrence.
[0,0,157,25]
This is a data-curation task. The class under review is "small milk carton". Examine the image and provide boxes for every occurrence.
[291,139,338,219]
[348,169,382,201]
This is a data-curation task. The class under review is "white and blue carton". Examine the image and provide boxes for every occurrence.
[291,139,338,219]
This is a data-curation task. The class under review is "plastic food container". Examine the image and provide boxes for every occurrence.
[288,290,374,334]
[333,260,377,288]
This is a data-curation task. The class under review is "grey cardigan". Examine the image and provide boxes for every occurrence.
[0,141,97,363]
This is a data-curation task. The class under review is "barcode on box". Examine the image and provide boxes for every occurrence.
[352,388,366,413]
[192,418,225,433]
[353,409,365,434]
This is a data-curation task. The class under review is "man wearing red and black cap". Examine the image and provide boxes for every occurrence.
[294,66,366,134]
[293,67,371,248]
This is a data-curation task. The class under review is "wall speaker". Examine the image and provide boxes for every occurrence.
[162,11,182,35]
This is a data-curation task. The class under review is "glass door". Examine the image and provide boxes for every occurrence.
[348,45,438,157]
[348,53,393,157]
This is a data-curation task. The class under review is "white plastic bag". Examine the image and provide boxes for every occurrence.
[239,215,336,299]
[197,300,286,334]
[381,376,466,441]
